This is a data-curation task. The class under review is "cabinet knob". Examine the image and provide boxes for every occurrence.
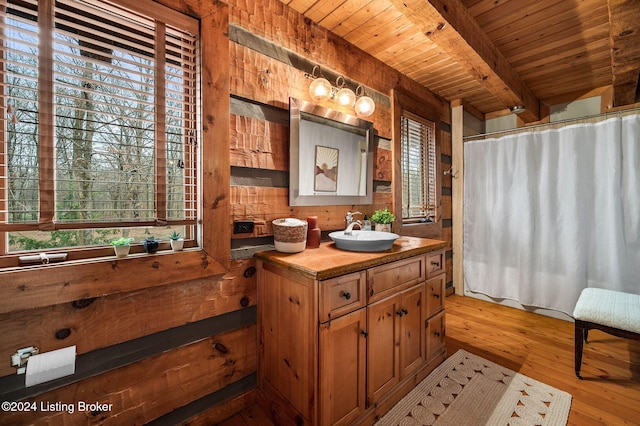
[431,261,440,267]
[397,310,404,317]
[434,331,441,337]
[433,293,440,299]
[361,330,368,338]
[402,308,408,315]
[342,291,351,300]
[397,308,408,317]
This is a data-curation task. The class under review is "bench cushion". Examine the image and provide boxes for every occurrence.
[573,288,640,334]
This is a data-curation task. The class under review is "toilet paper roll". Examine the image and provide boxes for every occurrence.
[25,346,76,387]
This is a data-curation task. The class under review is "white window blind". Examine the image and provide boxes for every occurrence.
[401,114,436,222]
[1,0,198,232]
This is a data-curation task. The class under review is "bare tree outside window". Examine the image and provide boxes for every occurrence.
[1,0,199,262]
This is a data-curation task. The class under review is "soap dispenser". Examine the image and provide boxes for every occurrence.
[363,215,372,231]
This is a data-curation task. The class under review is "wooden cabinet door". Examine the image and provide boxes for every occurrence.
[399,284,426,379]
[319,308,367,426]
[367,295,401,405]
[426,310,446,363]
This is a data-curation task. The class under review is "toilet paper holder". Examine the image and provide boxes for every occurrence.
[11,346,39,374]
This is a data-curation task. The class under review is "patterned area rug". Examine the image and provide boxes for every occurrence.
[375,350,572,426]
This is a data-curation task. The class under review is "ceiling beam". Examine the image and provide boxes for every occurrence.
[387,0,541,122]
[608,0,640,106]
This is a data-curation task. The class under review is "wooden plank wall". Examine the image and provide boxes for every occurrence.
[0,0,453,424]
[226,0,452,255]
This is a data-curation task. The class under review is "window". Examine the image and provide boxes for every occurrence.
[1,0,199,265]
[400,112,436,223]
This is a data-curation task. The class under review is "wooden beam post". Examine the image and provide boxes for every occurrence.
[451,101,464,296]
[607,0,640,106]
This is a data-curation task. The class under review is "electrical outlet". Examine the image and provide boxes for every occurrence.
[233,221,254,234]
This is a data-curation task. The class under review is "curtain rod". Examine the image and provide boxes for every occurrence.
[463,106,640,141]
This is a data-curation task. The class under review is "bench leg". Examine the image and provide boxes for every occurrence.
[575,320,586,379]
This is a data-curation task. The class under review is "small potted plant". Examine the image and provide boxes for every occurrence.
[111,237,134,258]
[371,208,396,232]
[169,230,184,251]
[142,236,160,254]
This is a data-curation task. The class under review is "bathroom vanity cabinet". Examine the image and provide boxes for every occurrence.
[255,237,447,426]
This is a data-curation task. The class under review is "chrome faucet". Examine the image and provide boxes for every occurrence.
[344,211,363,235]
[345,211,363,227]
[344,220,363,235]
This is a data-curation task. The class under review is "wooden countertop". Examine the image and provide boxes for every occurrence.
[254,236,446,280]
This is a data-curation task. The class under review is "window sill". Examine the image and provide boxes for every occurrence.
[0,249,228,315]
[402,219,436,225]
[398,220,442,239]
[401,220,438,228]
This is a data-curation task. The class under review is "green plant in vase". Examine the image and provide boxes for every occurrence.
[169,231,184,251]
[111,237,134,258]
[142,236,160,253]
[371,208,396,232]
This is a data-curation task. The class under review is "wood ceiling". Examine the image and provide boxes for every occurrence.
[280,0,640,123]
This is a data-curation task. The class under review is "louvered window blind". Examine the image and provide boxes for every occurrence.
[1,0,198,255]
[401,114,436,223]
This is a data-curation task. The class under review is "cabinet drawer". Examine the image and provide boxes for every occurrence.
[368,255,426,303]
[319,271,367,322]
[426,250,445,278]
[426,274,445,317]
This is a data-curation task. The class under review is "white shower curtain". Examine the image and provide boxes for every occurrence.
[464,114,640,315]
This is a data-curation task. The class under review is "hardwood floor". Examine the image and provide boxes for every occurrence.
[219,294,640,425]
[445,295,640,426]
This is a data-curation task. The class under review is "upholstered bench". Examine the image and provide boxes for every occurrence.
[573,288,640,378]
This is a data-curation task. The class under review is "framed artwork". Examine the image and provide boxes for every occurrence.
[314,145,338,192]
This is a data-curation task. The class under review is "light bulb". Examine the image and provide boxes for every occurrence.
[336,87,356,107]
[309,77,332,102]
[354,96,375,117]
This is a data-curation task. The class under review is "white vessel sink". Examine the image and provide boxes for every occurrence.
[328,230,399,252]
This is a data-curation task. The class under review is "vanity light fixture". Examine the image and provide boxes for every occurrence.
[335,76,356,108]
[307,65,332,102]
[309,80,332,102]
[305,65,375,117]
[354,85,375,117]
